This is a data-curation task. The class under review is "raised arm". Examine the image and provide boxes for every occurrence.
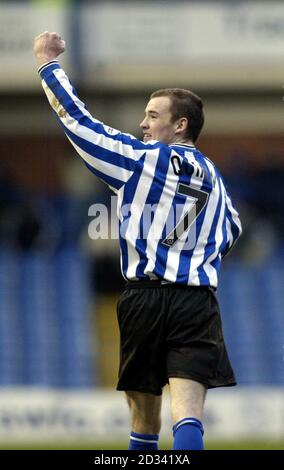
[33,32,157,191]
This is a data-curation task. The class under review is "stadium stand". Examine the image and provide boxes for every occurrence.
[0,248,96,388]
[219,258,284,386]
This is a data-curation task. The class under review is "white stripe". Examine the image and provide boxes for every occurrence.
[188,159,220,286]
[175,419,200,431]
[117,188,128,279]
[162,192,195,283]
[143,169,177,278]
[225,191,242,244]
[38,60,58,73]
[130,436,158,443]
[202,178,226,286]
[124,149,160,279]
[226,217,234,247]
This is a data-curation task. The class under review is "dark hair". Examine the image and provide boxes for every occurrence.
[150,88,204,143]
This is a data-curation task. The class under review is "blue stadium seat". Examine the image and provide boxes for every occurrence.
[0,247,96,388]
[218,259,284,386]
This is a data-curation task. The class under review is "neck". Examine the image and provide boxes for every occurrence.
[170,138,195,146]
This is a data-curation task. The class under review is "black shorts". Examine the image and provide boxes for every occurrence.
[116,281,236,395]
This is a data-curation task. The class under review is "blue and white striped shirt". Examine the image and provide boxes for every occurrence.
[39,62,242,287]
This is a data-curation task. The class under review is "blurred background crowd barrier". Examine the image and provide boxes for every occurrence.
[0,0,283,447]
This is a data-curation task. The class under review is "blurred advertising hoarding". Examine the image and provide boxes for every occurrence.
[0,1,283,90]
[0,387,283,443]
[0,4,70,91]
[81,1,284,90]
[82,2,284,63]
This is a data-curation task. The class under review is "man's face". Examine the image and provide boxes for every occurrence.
[140,96,177,144]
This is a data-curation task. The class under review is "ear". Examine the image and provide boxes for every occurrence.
[175,117,188,135]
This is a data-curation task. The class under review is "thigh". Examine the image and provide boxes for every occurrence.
[116,287,168,395]
[169,377,207,423]
[166,287,236,389]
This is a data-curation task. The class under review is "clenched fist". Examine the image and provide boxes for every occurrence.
[33,31,65,67]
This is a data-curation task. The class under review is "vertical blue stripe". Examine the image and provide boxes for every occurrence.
[119,153,147,279]
[135,146,172,279]
[160,155,195,282]
[197,169,223,284]
[226,203,241,242]
[218,186,232,259]
[220,183,241,258]
[176,150,212,284]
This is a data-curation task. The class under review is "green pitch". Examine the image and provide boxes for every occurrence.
[0,440,283,450]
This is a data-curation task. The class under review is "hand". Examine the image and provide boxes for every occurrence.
[33,31,65,67]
